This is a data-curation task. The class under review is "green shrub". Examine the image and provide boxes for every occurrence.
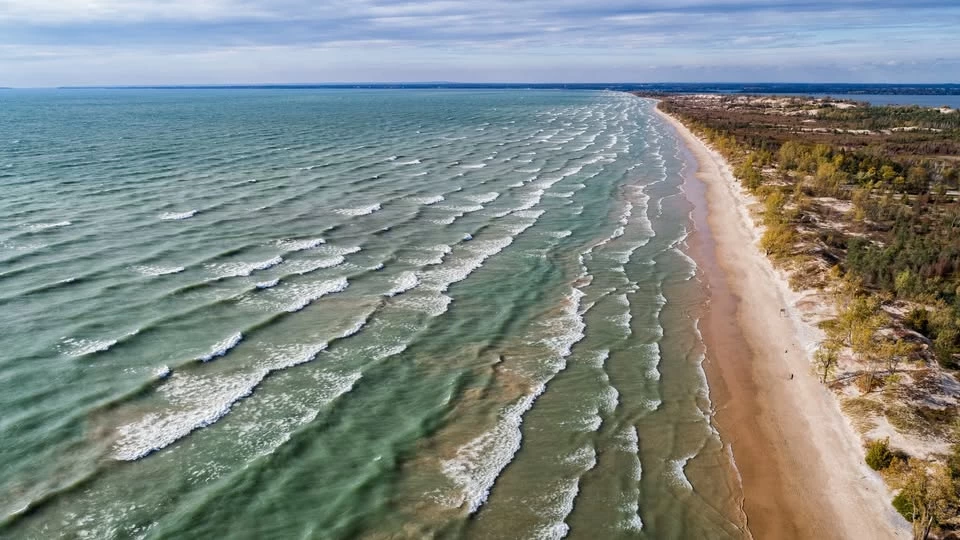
[904,307,929,336]
[948,443,960,480]
[866,438,894,470]
[891,492,914,522]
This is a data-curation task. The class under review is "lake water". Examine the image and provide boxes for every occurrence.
[0,89,746,539]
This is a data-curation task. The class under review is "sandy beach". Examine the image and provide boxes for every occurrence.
[657,107,909,539]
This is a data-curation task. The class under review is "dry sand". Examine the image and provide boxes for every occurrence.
[656,107,909,539]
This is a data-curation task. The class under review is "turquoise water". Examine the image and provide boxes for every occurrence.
[0,89,746,538]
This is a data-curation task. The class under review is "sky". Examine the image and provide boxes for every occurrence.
[0,0,958,86]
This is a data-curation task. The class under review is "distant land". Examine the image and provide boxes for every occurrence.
[50,83,960,95]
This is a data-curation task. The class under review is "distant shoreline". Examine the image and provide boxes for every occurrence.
[26,82,960,96]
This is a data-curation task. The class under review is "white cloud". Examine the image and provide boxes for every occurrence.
[0,0,957,85]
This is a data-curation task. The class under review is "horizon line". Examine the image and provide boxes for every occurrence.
[3,81,960,91]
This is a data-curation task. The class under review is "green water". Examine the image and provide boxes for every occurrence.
[0,89,746,538]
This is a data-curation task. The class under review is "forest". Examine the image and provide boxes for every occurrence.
[647,93,960,538]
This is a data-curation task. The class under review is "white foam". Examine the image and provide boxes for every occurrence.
[385,271,420,297]
[531,479,580,540]
[490,189,543,216]
[672,245,698,281]
[607,250,631,264]
[579,405,603,432]
[286,256,345,275]
[277,238,325,251]
[466,192,500,204]
[566,444,598,471]
[441,385,544,513]
[112,338,337,461]
[619,500,644,532]
[256,278,280,289]
[395,292,452,316]
[540,289,587,358]
[440,276,590,510]
[464,237,513,257]
[25,220,71,231]
[545,230,572,239]
[335,203,381,216]
[59,337,118,357]
[401,244,452,266]
[112,369,267,460]
[340,315,370,339]
[600,383,620,414]
[502,222,534,235]
[426,244,453,262]
[155,365,171,379]
[239,254,278,273]
[460,163,487,169]
[665,455,694,490]
[397,159,421,165]
[610,297,633,335]
[283,277,349,312]
[586,349,610,368]
[131,265,185,276]
[207,256,283,278]
[617,425,640,453]
[439,204,484,213]
[159,210,197,221]
[513,209,545,220]
[419,259,483,292]
[197,332,243,362]
[409,194,445,205]
[428,216,457,225]
[0,239,47,252]
[315,245,361,257]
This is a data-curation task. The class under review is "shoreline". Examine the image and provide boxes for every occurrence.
[656,105,909,539]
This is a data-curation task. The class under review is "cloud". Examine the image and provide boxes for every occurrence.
[0,0,957,85]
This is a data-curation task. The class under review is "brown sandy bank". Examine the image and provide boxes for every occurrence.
[655,106,908,539]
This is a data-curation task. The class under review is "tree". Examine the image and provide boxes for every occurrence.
[777,140,806,170]
[836,296,883,346]
[885,458,958,540]
[895,269,915,298]
[929,303,960,368]
[878,338,914,375]
[764,190,787,224]
[880,164,899,183]
[866,438,894,470]
[814,339,842,383]
[833,295,888,390]
[760,222,796,257]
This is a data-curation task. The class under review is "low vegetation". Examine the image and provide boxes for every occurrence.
[867,438,896,470]
[643,92,960,537]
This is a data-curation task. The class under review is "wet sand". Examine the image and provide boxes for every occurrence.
[656,107,908,539]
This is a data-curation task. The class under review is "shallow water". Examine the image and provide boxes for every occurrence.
[0,89,746,538]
